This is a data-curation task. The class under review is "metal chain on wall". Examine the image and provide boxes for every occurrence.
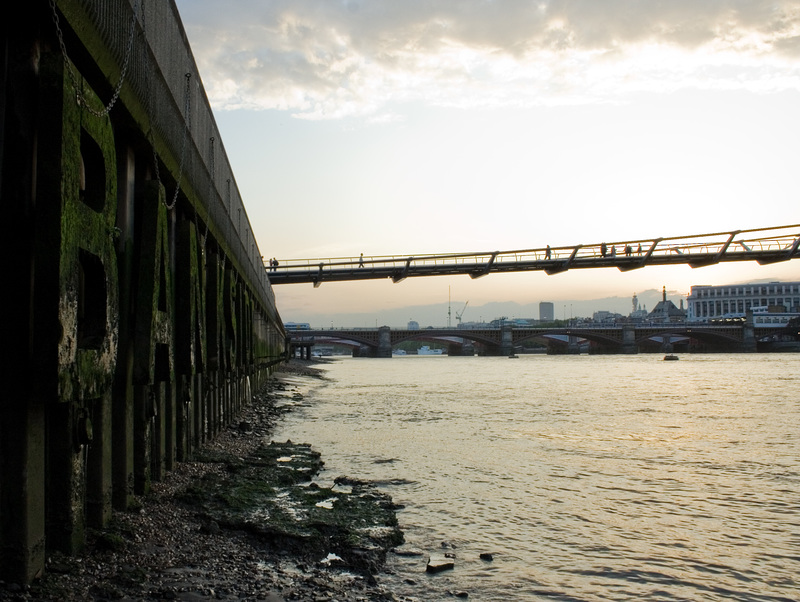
[141,0,162,186]
[50,0,275,311]
[50,0,140,117]
[165,72,192,211]
[53,0,193,212]
[202,136,215,248]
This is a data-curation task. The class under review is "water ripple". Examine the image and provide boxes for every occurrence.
[275,354,800,601]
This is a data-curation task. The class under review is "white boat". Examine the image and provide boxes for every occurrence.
[417,345,444,355]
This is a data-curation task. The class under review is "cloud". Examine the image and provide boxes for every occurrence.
[176,0,800,118]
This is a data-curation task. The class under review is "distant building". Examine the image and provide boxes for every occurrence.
[687,281,800,322]
[407,320,420,330]
[647,287,687,323]
[539,301,554,322]
[629,293,648,320]
[593,310,622,324]
[510,318,534,327]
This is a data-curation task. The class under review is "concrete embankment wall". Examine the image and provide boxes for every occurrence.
[0,0,285,583]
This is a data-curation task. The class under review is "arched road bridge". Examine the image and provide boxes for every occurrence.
[288,321,788,357]
[266,224,800,286]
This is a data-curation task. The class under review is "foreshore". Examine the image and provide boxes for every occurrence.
[0,360,405,602]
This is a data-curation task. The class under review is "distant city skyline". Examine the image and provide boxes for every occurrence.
[281,286,684,329]
[278,276,798,329]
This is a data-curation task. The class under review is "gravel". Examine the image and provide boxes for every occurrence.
[0,361,410,602]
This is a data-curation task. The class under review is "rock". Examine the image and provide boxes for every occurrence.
[7,375,404,602]
[479,552,494,561]
[334,475,370,488]
[426,555,455,573]
[392,546,424,557]
[200,520,220,535]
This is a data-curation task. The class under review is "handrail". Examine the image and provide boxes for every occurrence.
[266,224,800,285]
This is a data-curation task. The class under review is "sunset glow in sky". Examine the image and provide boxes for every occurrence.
[175,1,800,325]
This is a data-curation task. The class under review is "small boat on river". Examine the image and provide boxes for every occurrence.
[663,354,679,361]
[417,345,444,355]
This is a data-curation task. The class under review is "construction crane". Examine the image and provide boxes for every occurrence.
[455,301,469,325]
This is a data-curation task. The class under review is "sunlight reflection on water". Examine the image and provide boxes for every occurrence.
[274,354,799,601]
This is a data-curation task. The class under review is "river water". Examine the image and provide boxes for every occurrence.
[272,354,799,601]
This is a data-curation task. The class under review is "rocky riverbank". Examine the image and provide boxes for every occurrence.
[0,360,408,601]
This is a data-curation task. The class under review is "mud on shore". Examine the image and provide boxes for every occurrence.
[0,360,408,602]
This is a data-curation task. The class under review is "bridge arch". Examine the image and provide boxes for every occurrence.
[288,322,780,357]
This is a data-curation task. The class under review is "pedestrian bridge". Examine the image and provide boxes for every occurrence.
[267,224,800,286]
[288,320,787,357]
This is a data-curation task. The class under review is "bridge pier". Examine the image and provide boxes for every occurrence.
[500,325,515,356]
[377,326,393,358]
[742,311,757,352]
[448,341,475,356]
[621,324,638,354]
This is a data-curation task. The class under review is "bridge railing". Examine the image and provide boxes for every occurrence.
[266,224,800,284]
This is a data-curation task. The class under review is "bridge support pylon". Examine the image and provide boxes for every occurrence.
[621,324,638,354]
[742,311,757,352]
[377,326,393,358]
[500,325,515,356]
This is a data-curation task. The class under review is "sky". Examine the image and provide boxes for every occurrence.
[174,0,800,326]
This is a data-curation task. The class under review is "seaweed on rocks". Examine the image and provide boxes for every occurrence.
[178,439,404,575]
[1,363,408,602]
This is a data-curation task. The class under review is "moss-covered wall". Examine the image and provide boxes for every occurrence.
[0,1,286,585]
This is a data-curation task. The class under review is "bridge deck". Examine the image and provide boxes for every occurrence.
[289,322,786,348]
[267,224,800,286]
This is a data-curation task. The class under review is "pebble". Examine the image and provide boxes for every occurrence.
[0,365,404,602]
